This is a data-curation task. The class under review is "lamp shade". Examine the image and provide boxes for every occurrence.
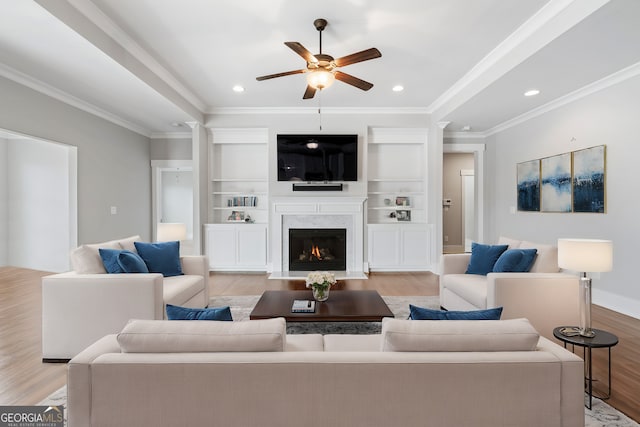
[157,223,187,242]
[306,70,335,90]
[557,238,613,272]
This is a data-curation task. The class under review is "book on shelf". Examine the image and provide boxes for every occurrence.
[227,196,258,207]
[291,300,315,313]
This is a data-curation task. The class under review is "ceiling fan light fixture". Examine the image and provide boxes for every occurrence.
[306,69,335,90]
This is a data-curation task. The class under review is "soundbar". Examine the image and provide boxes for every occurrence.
[292,183,343,192]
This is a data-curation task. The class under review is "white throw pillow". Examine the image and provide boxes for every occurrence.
[70,241,120,274]
[118,318,287,353]
[380,318,540,352]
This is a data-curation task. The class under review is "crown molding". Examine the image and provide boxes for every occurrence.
[206,107,430,115]
[0,62,151,137]
[485,60,640,136]
[64,0,207,113]
[444,131,487,139]
[149,132,192,139]
[427,0,609,118]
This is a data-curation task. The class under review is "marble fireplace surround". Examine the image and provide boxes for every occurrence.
[269,197,367,279]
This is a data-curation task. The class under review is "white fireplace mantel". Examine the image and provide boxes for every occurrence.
[269,197,367,279]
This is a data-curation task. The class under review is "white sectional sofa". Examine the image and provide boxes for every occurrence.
[440,237,580,341]
[67,317,584,427]
[41,236,209,361]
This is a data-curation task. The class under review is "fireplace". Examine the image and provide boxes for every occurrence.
[289,228,347,271]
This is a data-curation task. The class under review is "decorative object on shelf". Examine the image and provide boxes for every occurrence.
[383,198,391,206]
[227,211,245,222]
[396,210,411,222]
[395,196,409,207]
[244,215,254,223]
[156,222,187,242]
[557,238,613,337]
[227,196,258,207]
[305,271,337,302]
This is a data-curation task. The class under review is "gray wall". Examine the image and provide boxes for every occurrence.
[0,76,152,245]
[150,137,192,160]
[484,74,640,316]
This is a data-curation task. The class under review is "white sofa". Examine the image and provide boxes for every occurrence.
[41,236,209,361]
[440,237,580,341]
[67,317,584,427]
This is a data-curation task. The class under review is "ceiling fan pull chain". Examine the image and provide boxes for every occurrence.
[318,91,322,131]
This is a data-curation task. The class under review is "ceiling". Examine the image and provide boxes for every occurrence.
[1,0,639,136]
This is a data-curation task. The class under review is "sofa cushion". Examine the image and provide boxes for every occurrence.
[409,305,503,320]
[323,334,382,352]
[493,249,538,272]
[117,318,287,353]
[519,241,559,273]
[465,243,508,275]
[70,236,141,274]
[117,235,141,252]
[380,318,539,352]
[163,275,205,306]
[117,251,149,273]
[166,304,232,321]
[134,241,183,277]
[497,236,521,249]
[98,248,127,274]
[441,273,487,308]
[286,334,324,352]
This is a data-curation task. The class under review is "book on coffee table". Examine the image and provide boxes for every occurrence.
[291,300,315,313]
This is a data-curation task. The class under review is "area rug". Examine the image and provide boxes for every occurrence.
[39,295,639,426]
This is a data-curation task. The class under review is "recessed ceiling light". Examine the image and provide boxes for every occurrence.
[233,85,245,93]
[392,85,404,92]
[170,122,183,127]
[524,89,540,97]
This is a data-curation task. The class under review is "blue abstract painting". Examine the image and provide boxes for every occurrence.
[517,160,540,211]
[573,145,606,213]
[541,153,572,212]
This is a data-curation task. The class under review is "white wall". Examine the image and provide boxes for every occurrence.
[7,138,74,271]
[0,138,7,265]
[161,170,193,239]
[484,74,640,318]
[0,76,152,245]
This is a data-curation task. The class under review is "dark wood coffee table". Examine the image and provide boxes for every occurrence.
[249,290,394,322]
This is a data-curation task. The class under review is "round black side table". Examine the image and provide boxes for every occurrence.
[553,326,619,409]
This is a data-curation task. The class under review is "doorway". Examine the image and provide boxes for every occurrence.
[151,160,193,254]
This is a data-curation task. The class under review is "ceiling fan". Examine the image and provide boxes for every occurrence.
[256,18,381,99]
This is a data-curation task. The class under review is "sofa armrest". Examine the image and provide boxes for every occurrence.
[180,255,209,302]
[42,273,164,359]
[68,334,120,427]
[441,253,471,275]
[486,273,580,340]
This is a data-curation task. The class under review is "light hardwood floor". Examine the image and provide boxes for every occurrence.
[1,267,638,422]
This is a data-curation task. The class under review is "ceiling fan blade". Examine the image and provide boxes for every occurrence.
[285,42,318,63]
[256,69,305,81]
[334,71,374,91]
[334,48,381,67]
[303,85,317,99]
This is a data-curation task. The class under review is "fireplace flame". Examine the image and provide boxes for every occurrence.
[311,245,322,260]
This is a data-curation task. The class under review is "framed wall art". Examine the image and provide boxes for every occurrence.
[572,145,606,213]
[541,153,572,212]
[517,159,540,212]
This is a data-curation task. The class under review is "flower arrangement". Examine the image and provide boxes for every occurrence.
[306,271,337,301]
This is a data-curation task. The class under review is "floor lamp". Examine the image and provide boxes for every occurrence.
[557,238,613,338]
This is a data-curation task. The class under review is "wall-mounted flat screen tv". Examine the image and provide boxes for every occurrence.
[277,134,358,182]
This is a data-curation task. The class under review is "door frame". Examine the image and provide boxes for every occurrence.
[151,160,193,242]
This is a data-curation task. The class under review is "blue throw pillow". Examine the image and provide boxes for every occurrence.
[99,248,126,274]
[134,241,183,277]
[117,251,149,273]
[166,304,233,321]
[465,242,508,275]
[493,249,538,273]
[409,305,503,320]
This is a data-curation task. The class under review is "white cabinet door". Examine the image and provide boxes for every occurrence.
[368,224,433,271]
[236,226,267,268]
[368,226,400,268]
[205,224,267,271]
